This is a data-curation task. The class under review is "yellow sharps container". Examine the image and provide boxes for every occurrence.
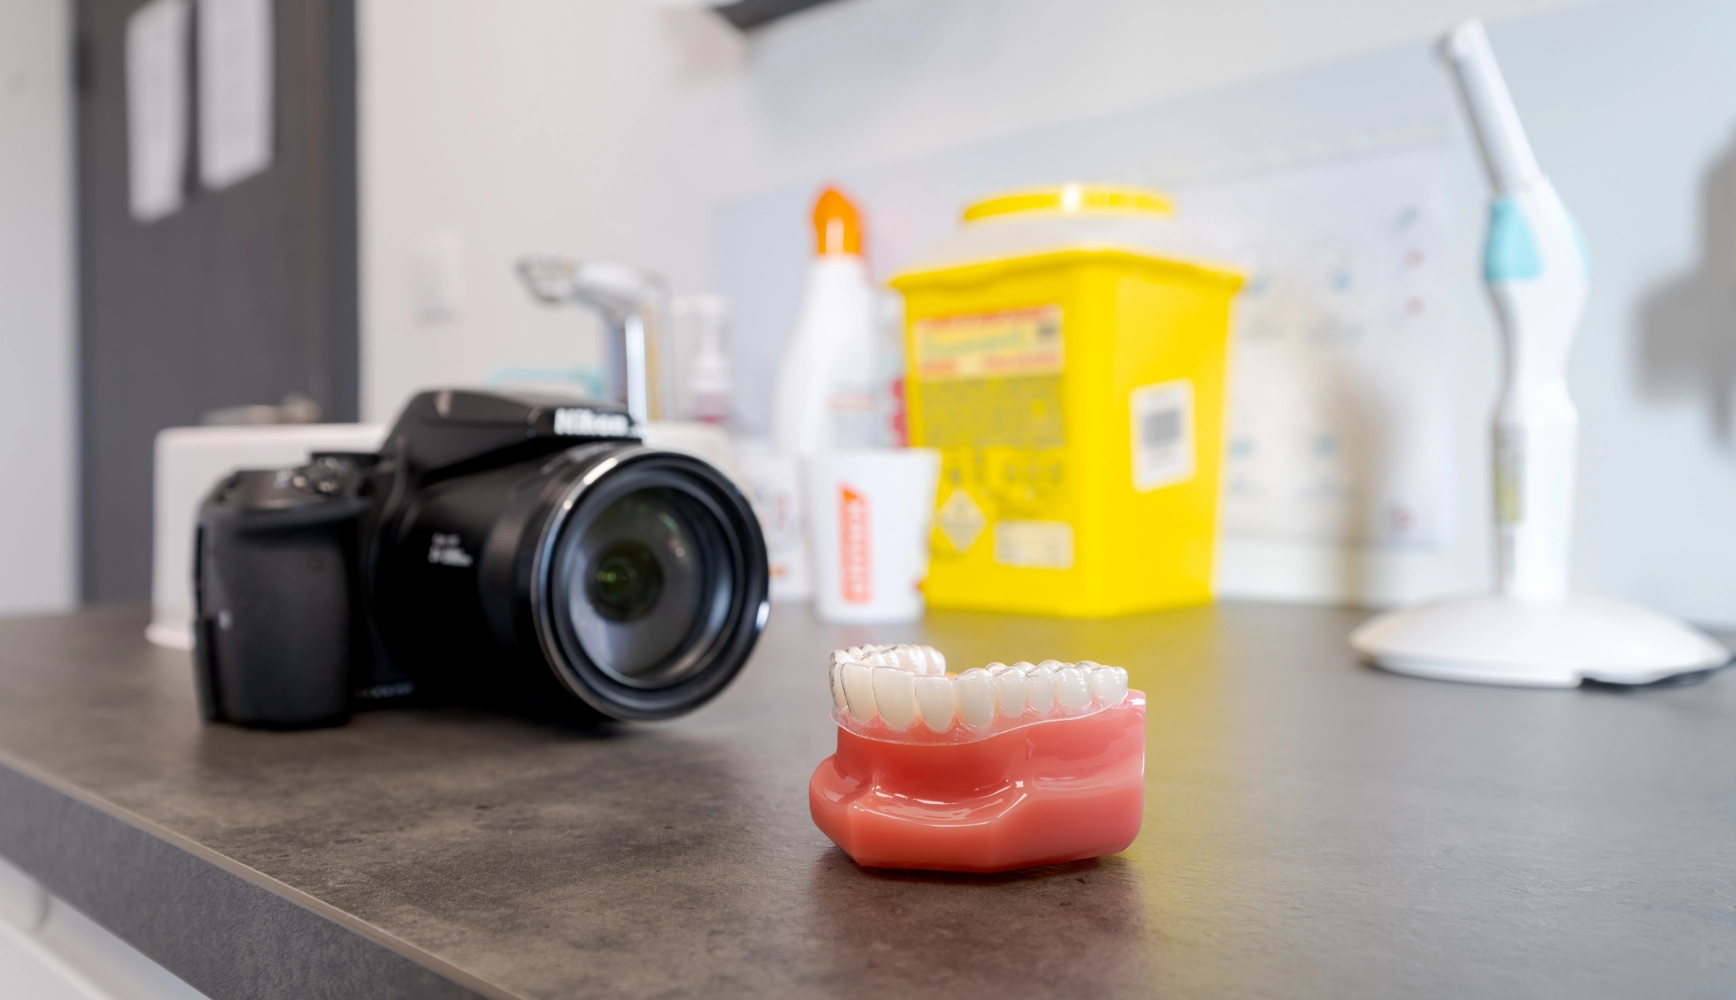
[891,185,1242,618]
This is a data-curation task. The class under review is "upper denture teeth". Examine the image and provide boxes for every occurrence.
[884,646,915,672]
[827,646,1129,731]
[842,662,877,724]
[1026,663,1056,715]
[914,675,954,733]
[1054,666,1092,712]
[918,646,946,675]
[954,668,996,730]
[871,667,918,731]
[1091,665,1129,706]
[839,644,949,676]
[829,654,848,709]
[995,666,1028,719]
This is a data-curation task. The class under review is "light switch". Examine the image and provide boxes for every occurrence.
[411,228,465,324]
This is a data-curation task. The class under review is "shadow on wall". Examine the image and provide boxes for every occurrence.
[1642,127,1736,446]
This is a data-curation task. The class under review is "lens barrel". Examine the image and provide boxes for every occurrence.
[371,443,769,722]
[532,447,768,718]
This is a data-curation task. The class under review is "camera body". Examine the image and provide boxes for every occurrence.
[194,388,769,729]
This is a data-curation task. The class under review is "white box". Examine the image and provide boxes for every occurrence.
[149,423,385,649]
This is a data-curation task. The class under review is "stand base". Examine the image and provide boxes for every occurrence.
[1351,594,1730,687]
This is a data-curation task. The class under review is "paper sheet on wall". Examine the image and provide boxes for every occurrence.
[198,0,274,190]
[126,0,191,222]
[1178,150,1453,546]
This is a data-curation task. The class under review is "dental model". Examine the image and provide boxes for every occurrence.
[809,644,1145,872]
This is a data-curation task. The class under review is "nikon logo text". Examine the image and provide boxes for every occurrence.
[553,407,632,438]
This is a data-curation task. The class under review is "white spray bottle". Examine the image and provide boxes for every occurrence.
[681,293,732,425]
[1350,20,1728,686]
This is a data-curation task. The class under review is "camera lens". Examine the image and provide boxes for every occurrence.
[533,448,768,719]
[558,486,727,686]
[363,392,769,726]
[588,540,664,622]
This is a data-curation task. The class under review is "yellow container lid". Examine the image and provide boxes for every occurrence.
[962,184,1173,222]
[893,182,1239,290]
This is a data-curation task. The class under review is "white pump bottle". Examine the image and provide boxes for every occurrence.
[774,187,880,456]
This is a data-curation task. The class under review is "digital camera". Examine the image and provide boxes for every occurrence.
[192,388,769,728]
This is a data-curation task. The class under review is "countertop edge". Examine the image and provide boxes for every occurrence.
[0,745,529,1000]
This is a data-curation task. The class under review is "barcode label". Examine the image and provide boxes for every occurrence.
[1143,408,1180,450]
[1131,380,1194,492]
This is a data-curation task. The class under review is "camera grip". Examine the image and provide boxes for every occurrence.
[194,468,364,729]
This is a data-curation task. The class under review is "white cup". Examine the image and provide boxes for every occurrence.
[736,440,811,602]
[802,449,941,623]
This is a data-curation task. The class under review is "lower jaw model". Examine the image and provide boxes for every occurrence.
[809,644,1146,873]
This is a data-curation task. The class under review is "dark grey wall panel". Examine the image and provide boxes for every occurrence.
[77,0,359,601]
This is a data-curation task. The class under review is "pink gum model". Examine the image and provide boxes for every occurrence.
[809,644,1145,873]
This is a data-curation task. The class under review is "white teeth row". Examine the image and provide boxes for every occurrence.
[827,646,1129,733]
[829,643,947,677]
[828,644,945,715]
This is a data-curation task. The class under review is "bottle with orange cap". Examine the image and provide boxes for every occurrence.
[774,186,881,456]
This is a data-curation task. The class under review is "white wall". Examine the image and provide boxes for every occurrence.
[357,0,1589,423]
[356,0,1736,622]
[0,0,77,615]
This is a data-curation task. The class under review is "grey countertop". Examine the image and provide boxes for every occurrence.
[0,602,1733,999]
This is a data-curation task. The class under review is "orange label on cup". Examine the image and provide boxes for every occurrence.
[840,485,872,604]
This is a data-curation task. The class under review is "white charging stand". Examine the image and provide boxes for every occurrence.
[1353,23,1731,689]
[1351,595,1728,687]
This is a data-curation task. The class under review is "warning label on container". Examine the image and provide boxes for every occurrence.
[936,487,986,553]
[913,305,1064,382]
[994,520,1074,570]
